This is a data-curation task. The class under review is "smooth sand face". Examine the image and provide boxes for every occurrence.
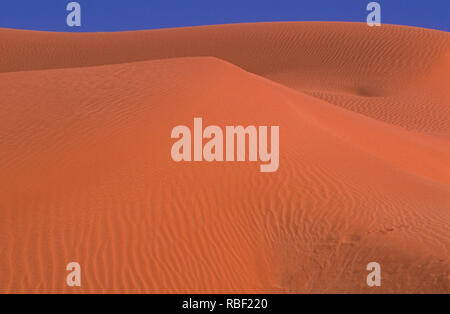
[0,22,449,293]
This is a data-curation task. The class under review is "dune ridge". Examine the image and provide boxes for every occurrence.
[1,22,449,136]
[0,22,449,293]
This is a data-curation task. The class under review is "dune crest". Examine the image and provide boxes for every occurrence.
[1,22,449,136]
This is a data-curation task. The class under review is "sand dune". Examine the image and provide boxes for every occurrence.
[2,22,449,136]
[0,22,449,293]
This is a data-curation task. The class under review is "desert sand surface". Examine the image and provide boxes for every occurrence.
[0,22,449,293]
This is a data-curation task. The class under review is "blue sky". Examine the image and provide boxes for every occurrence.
[0,0,448,32]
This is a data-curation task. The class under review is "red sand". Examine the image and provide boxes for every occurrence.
[0,22,449,293]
